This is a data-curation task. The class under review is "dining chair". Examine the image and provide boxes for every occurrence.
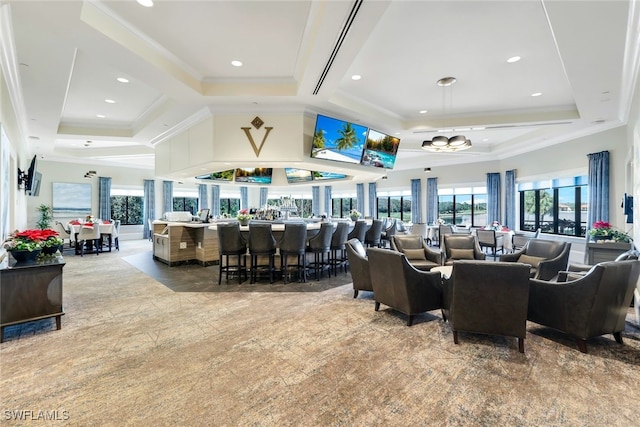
[77,224,101,256]
[476,229,504,257]
[53,221,73,249]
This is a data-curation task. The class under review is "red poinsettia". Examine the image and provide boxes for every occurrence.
[3,228,60,251]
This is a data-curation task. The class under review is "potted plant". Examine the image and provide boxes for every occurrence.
[237,209,251,226]
[589,221,633,243]
[36,204,53,230]
[349,209,362,222]
[3,229,45,262]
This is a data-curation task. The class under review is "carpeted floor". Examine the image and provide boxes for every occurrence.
[1,240,639,426]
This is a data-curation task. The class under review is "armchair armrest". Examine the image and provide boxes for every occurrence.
[422,242,444,265]
[567,263,593,272]
[499,250,524,262]
[536,249,570,281]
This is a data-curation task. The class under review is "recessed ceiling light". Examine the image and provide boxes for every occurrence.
[136,0,154,7]
[419,110,428,114]
[507,56,521,63]
[531,92,543,97]
[351,75,362,80]
[96,114,105,118]
[116,77,129,83]
[483,138,489,142]
[231,60,243,67]
[105,99,115,104]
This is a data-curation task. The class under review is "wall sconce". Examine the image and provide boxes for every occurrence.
[84,171,97,179]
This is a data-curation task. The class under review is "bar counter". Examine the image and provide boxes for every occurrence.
[151,220,338,266]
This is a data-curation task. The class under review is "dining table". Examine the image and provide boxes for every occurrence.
[68,222,117,254]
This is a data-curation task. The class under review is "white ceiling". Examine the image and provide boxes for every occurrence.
[4,0,639,177]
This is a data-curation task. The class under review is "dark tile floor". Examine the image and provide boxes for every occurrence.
[123,250,354,292]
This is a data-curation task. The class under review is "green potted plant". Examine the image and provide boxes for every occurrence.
[36,204,53,230]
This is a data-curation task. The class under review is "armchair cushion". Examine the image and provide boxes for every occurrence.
[404,248,427,260]
[518,254,544,268]
[450,248,475,260]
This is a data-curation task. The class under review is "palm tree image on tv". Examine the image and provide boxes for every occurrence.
[335,122,358,151]
[313,129,326,150]
[311,115,366,164]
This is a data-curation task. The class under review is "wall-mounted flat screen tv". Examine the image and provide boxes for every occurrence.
[195,169,235,181]
[312,171,347,181]
[311,114,367,165]
[361,129,400,169]
[235,168,273,184]
[285,168,313,183]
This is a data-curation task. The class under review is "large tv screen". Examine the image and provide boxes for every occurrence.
[285,168,313,183]
[312,171,347,181]
[311,114,367,165]
[195,169,235,181]
[361,129,400,169]
[235,168,273,184]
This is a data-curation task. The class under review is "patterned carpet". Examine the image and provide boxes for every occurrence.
[1,240,639,426]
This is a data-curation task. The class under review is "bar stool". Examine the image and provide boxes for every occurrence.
[329,222,349,275]
[217,223,247,284]
[279,223,308,284]
[347,220,367,244]
[306,222,334,280]
[248,223,277,284]
[364,219,384,248]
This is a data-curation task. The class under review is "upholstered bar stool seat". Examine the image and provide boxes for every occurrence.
[306,222,334,280]
[279,223,308,284]
[217,223,248,284]
[364,219,384,248]
[329,222,350,275]
[347,220,368,245]
[248,223,277,284]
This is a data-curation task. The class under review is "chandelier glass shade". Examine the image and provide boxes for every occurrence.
[422,135,472,152]
[422,77,472,152]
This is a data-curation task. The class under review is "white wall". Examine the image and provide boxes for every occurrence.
[25,160,156,239]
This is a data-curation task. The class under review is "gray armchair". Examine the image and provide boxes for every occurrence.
[442,234,485,265]
[499,239,571,281]
[367,248,443,326]
[442,261,531,352]
[528,260,640,353]
[390,234,443,271]
[345,238,372,298]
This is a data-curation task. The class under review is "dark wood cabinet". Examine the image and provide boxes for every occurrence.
[0,255,65,342]
[586,241,633,265]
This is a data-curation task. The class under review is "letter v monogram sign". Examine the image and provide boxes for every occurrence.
[241,116,273,157]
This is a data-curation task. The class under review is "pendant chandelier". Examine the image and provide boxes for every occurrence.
[422,77,472,152]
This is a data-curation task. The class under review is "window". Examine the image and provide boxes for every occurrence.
[519,177,587,236]
[220,198,240,217]
[111,196,143,225]
[173,197,198,215]
[331,197,356,218]
[437,187,487,226]
[376,195,411,221]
